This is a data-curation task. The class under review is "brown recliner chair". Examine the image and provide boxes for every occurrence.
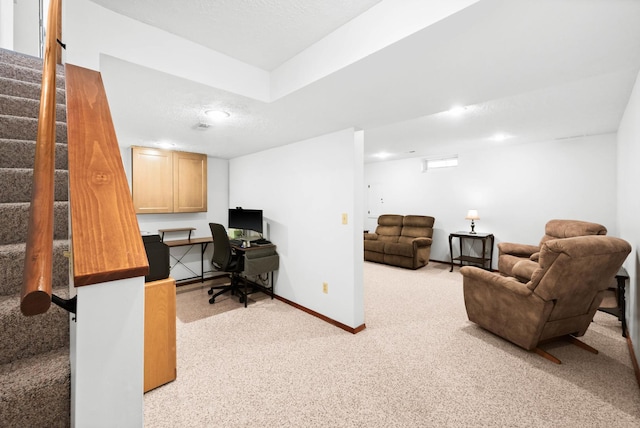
[461,235,631,363]
[498,219,607,282]
[364,214,434,269]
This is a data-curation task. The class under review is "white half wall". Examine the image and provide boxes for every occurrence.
[617,68,640,362]
[364,134,618,269]
[71,277,145,427]
[230,128,365,329]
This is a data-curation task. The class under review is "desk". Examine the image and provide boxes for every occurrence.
[449,231,494,272]
[164,236,213,285]
[232,243,279,308]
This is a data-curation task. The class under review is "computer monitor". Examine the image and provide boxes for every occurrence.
[228,208,263,234]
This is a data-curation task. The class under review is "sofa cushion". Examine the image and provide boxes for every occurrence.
[364,240,385,253]
[384,242,414,258]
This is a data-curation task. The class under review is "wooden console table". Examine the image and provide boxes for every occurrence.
[449,231,494,272]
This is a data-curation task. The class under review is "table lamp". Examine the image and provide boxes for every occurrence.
[465,210,479,234]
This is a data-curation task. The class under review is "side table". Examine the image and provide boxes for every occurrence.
[598,267,629,337]
[449,231,494,272]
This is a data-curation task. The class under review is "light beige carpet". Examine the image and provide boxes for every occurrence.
[145,262,640,427]
[174,276,271,323]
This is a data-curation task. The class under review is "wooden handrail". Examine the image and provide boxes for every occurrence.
[21,0,62,316]
[65,64,149,286]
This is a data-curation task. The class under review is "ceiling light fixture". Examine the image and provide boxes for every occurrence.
[205,110,230,120]
[446,105,467,117]
[489,133,513,142]
[373,152,392,159]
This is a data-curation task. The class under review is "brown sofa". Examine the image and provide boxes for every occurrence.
[461,235,631,363]
[364,214,435,269]
[498,219,607,282]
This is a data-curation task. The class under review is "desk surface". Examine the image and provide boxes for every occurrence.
[164,236,212,247]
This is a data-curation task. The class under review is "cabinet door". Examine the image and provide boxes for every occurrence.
[132,147,173,214]
[173,151,207,213]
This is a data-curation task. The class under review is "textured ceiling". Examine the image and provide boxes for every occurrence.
[93,0,640,162]
[89,0,384,70]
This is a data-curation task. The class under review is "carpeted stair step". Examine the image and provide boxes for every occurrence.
[0,168,69,203]
[0,202,68,246]
[0,114,67,143]
[0,76,66,104]
[0,287,69,365]
[0,241,70,297]
[0,139,68,170]
[0,94,66,121]
[0,48,64,74]
[0,346,70,428]
[0,61,65,89]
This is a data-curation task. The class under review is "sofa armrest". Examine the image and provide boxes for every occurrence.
[412,237,433,247]
[497,242,539,257]
[364,233,378,241]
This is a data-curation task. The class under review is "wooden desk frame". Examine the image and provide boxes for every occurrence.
[160,228,213,285]
[449,231,495,272]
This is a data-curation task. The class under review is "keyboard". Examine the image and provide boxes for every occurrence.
[252,239,271,245]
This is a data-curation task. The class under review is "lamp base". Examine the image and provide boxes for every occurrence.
[470,220,476,234]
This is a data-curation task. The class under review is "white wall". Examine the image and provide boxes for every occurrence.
[229,128,365,329]
[364,134,618,268]
[12,0,40,56]
[0,0,14,50]
[617,69,640,362]
[64,0,269,101]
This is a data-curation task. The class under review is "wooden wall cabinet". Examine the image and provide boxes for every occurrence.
[132,146,207,214]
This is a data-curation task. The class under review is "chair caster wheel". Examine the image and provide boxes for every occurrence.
[208,289,213,295]
[209,297,215,304]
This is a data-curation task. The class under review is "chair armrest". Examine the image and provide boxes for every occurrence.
[460,266,532,297]
[497,242,539,257]
[412,237,433,247]
[364,233,378,240]
[512,260,539,283]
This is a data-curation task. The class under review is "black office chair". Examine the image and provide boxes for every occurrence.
[208,223,244,304]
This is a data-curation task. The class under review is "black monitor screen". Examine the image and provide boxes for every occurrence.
[228,208,263,234]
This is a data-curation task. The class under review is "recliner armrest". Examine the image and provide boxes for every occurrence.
[461,266,533,295]
[412,237,433,247]
[364,233,378,240]
[497,242,539,257]
[512,260,539,283]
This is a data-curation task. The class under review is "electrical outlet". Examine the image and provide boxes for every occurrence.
[322,282,328,294]
[342,213,348,224]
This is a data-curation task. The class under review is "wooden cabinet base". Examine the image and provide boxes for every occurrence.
[144,277,177,393]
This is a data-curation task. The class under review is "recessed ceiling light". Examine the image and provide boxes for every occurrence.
[157,141,176,149]
[446,105,467,116]
[205,110,230,120]
[489,133,513,142]
[373,152,392,159]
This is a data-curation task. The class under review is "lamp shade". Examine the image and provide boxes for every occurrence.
[465,210,479,220]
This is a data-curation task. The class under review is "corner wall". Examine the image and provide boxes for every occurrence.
[617,69,640,364]
[364,134,618,268]
[229,128,364,329]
